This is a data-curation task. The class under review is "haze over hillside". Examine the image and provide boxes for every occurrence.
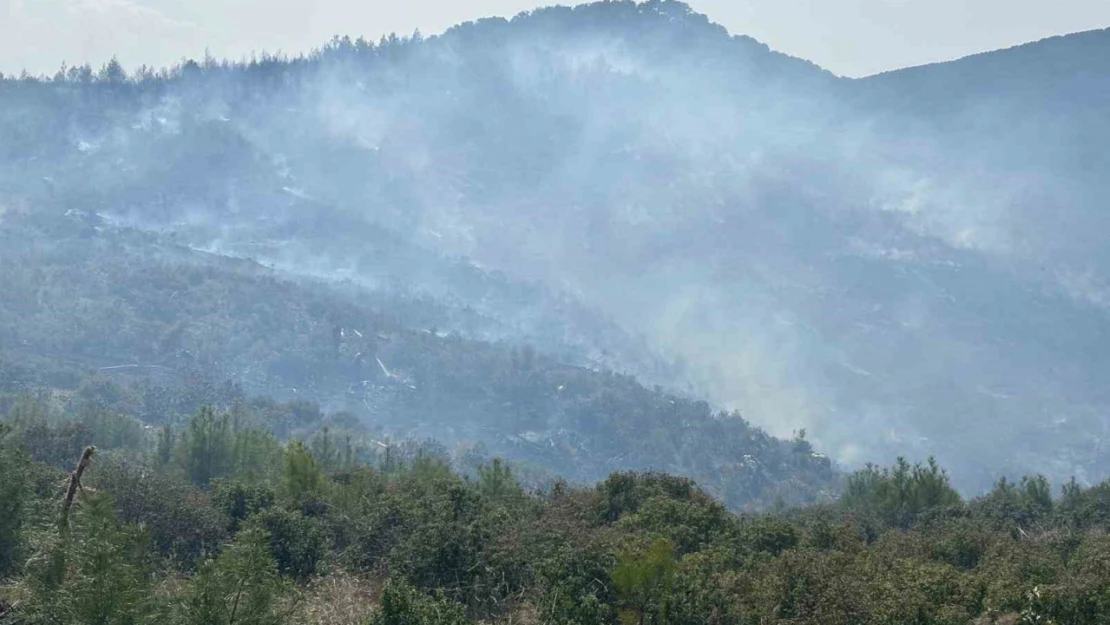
[3,0,1110,493]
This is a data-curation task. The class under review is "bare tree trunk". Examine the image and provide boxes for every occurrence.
[60,445,96,529]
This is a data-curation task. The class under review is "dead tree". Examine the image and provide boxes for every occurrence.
[59,445,96,529]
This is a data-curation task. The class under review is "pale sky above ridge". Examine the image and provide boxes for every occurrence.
[2,0,1109,78]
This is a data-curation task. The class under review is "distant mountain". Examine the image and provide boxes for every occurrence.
[2,1,1110,492]
[838,27,1110,484]
[855,27,1110,270]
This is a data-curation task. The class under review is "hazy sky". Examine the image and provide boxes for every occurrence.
[2,0,1109,78]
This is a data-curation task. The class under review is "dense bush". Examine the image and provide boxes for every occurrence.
[369,580,469,625]
[0,424,29,577]
[89,454,229,565]
[5,399,1110,624]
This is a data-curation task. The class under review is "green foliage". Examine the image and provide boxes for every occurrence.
[173,527,291,625]
[1055,477,1110,530]
[78,405,146,451]
[842,457,962,528]
[155,425,176,467]
[386,475,488,598]
[0,424,28,577]
[211,479,276,532]
[254,509,330,582]
[532,542,615,625]
[973,475,1055,530]
[230,426,283,482]
[476,458,521,503]
[9,414,94,470]
[369,580,470,625]
[1023,475,1054,513]
[174,406,282,489]
[282,440,326,506]
[23,492,151,625]
[597,472,708,524]
[736,515,799,557]
[308,426,356,472]
[91,455,228,565]
[6,398,1110,625]
[179,406,234,487]
[6,394,51,428]
[612,537,677,625]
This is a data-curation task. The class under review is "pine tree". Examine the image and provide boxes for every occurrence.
[282,440,324,504]
[155,425,175,468]
[309,426,336,471]
[176,527,289,625]
[232,427,282,482]
[24,492,151,625]
[179,407,233,487]
[612,538,676,625]
[477,457,520,503]
[370,580,468,625]
[98,56,126,84]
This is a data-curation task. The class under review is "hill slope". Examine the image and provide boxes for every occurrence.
[2,2,1110,490]
[0,209,836,509]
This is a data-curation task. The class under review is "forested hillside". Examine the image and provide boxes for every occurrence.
[0,208,836,509]
[3,1,1110,489]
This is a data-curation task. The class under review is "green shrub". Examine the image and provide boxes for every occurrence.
[369,580,470,625]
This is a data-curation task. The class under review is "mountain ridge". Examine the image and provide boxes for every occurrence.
[860,25,1110,81]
